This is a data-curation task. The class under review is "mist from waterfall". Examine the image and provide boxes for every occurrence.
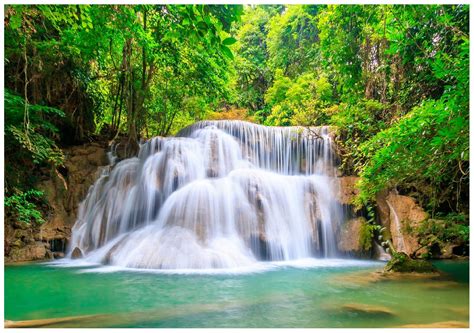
[69,120,343,269]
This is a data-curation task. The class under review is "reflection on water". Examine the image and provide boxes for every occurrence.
[4,260,469,328]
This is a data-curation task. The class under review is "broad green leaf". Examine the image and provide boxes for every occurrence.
[222,37,237,45]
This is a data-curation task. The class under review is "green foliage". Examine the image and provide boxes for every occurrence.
[266,5,320,77]
[5,89,65,166]
[4,189,45,224]
[356,91,468,208]
[416,213,469,256]
[385,251,437,273]
[5,4,243,142]
[231,6,278,111]
[326,100,386,174]
[358,213,380,252]
[230,4,468,217]
[264,71,335,126]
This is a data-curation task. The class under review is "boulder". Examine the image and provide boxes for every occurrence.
[11,239,23,248]
[53,252,65,259]
[87,149,108,166]
[337,217,366,256]
[8,242,47,262]
[378,192,428,256]
[331,268,443,286]
[333,176,359,205]
[71,247,83,259]
[384,252,437,273]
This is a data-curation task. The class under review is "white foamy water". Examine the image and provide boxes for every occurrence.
[69,121,345,270]
[47,257,384,276]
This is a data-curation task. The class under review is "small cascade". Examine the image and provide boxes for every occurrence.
[386,200,407,253]
[69,120,343,269]
[373,242,391,261]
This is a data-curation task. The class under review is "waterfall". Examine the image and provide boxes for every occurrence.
[69,120,343,269]
[386,200,407,253]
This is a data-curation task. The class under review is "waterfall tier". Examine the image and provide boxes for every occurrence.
[69,120,342,269]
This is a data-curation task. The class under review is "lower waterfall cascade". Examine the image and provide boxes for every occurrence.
[69,120,346,269]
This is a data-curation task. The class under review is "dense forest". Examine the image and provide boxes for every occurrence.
[4,4,469,254]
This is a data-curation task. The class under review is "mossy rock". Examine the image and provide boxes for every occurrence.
[385,252,437,273]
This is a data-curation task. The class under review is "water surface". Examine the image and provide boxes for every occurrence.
[4,259,469,328]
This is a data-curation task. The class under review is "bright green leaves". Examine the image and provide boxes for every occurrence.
[266,5,319,77]
[6,5,24,30]
[359,219,380,251]
[220,45,234,60]
[230,5,277,111]
[4,189,46,224]
[159,5,241,62]
[222,37,237,45]
[5,90,65,167]
[221,37,237,59]
[352,5,469,211]
[80,7,94,31]
[356,89,468,210]
[263,70,335,127]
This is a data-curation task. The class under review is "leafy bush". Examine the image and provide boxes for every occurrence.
[416,213,469,254]
[356,92,468,209]
[385,251,437,273]
[358,218,380,251]
[5,89,65,166]
[328,99,386,174]
[4,189,45,224]
[264,71,335,126]
[4,90,65,226]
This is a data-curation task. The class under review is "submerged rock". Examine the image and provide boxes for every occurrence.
[341,303,395,316]
[397,321,468,328]
[4,314,102,328]
[332,267,444,287]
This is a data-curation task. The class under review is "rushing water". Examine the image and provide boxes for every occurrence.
[69,121,346,269]
[4,260,469,328]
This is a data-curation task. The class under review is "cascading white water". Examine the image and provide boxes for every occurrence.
[69,120,343,269]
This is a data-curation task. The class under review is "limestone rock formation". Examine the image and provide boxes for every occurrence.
[337,217,366,256]
[333,176,359,205]
[379,192,428,256]
[4,141,109,263]
[7,241,51,262]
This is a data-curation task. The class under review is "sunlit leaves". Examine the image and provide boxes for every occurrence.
[222,37,237,45]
